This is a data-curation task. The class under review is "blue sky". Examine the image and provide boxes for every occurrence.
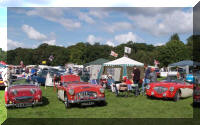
[1,7,193,50]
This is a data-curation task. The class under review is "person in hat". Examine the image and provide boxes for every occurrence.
[149,67,157,83]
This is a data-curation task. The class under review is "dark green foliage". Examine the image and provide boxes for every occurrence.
[4,34,196,67]
[0,48,7,62]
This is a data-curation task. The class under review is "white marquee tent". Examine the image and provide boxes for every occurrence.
[104,56,144,66]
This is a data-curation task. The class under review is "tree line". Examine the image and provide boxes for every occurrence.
[0,33,199,67]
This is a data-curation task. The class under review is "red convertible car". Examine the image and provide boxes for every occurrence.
[5,84,42,108]
[57,74,106,108]
[146,76,193,101]
[194,84,200,105]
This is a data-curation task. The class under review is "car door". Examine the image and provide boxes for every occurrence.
[180,82,193,98]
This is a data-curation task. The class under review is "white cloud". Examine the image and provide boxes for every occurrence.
[7,39,24,50]
[25,8,81,29]
[154,42,165,46]
[114,32,143,43]
[106,40,115,47]
[104,22,133,33]
[129,9,193,36]
[0,27,7,51]
[86,35,102,45]
[78,12,95,24]
[89,9,109,19]
[22,24,47,40]
[42,39,56,45]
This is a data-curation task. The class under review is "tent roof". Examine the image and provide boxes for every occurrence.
[104,56,144,66]
[168,60,200,67]
[84,58,110,66]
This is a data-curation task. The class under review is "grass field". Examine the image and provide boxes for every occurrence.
[0,78,194,122]
[0,88,6,125]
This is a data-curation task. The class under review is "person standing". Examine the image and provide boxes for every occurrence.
[132,66,140,96]
[142,65,151,95]
[149,68,157,83]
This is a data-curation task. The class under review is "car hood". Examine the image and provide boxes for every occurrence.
[66,83,101,90]
[8,85,41,97]
[149,82,182,88]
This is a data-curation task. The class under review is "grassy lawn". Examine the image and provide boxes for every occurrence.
[0,88,6,125]
[5,79,193,118]
[0,78,194,119]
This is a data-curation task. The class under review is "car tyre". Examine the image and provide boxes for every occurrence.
[64,94,71,109]
[173,90,181,102]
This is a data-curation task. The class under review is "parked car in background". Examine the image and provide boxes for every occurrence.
[146,75,193,101]
[0,73,4,86]
[5,84,42,108]
[57,74,106,108]
[155,68,160,77]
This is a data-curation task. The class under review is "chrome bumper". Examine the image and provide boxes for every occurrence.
[68,97,105,104]
[6,101,43,108]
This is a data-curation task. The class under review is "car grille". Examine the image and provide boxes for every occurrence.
[15,96,33,102]
[75,91,97,100]
[153,87,168,94]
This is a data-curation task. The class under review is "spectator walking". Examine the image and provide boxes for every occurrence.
[149,68,157,83]
[132,66,140,96]
[142,65,151,95]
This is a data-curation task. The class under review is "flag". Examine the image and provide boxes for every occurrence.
[42,61,46,64]
[154,59,160,65]
[49,55,54,61]
[124,47,131,54]
[110,51,118,57]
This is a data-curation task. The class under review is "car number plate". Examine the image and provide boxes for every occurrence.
[81,102,94,106]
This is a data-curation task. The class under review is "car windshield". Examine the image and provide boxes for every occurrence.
[38,70,48,77]
[62,81,82,86]
[162,76,185,84]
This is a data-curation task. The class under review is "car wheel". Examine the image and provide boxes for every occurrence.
[64,94,71,109]
[173,90,181,102]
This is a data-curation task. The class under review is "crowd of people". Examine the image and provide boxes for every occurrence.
[103,65,158,96]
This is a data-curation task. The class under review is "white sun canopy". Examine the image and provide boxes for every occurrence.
[104,56,144,66]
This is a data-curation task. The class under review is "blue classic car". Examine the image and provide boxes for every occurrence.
[27,68,65,86]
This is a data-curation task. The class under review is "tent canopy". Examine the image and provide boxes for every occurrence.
[104,56,144,66]
[84,58,109,67]
[168,60,200,67]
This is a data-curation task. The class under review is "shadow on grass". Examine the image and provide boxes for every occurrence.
[0,86,6,90]
[146,95,192,102]
[191,102,200,108]
[68,101,108,109]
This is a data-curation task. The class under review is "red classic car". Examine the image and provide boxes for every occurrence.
[5,84,42,108]
[57,74,106,108]
[146,76,193,101]
[194,84,200,105]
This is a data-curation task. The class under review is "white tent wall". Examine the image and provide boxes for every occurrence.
[45,72,54,87]
[89,65,102,80]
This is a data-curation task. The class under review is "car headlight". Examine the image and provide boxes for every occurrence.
[11,89,18,95]
[68,89,74,95]
[100,88,105,93]
[169,87,174,92]
[30,89,36,94]
[146,85,150,90]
